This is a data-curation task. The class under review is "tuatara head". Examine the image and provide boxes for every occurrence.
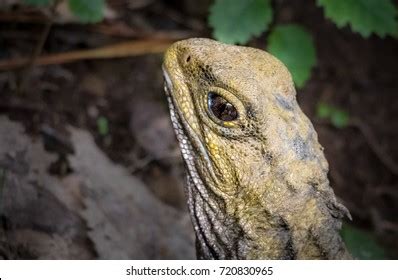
[163,38,351,259]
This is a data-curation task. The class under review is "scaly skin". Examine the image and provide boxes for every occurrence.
[162,38,351,259]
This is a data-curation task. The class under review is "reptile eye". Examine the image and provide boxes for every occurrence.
[207,92,238,122]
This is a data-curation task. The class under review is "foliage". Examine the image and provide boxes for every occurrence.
[267,24,316,88]
[316,102,349,128]
[341,224,386,259]
[22,0,105,23]
[208,0,397,88]
[22,0,53,6]
[208,0,273,44]
[97,116,109,136]
[68,0,105,24]
[318,0,398,38]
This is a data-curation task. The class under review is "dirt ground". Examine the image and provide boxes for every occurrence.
[0,0,397,259]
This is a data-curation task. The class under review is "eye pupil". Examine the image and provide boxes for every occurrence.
[208,92,238,122]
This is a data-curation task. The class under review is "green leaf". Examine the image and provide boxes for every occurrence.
[316,102,350,128]
[97,116,109,136]
[267,24,316,88]
[316,102,333,118]
[331,109,349,128]
[208,0,273,44]
[68,0,105,23]
[317,0,398,38]
[341,224,386,259]
[22,0,53,6]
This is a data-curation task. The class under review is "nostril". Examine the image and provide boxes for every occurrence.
[186,55,191,63]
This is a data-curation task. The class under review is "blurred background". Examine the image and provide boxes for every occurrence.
[0,0,396,259]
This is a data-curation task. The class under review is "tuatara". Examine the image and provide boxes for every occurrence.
[162,38,351,260]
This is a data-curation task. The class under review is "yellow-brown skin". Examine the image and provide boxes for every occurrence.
[163,38,351,259]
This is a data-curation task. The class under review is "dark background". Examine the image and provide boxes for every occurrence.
[0,0,397,259]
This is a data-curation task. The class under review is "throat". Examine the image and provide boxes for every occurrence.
[186,175,296,260]
[186,173,351,260]
[186,175,239,259]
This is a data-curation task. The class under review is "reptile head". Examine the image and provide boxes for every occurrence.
[163,38,350,259]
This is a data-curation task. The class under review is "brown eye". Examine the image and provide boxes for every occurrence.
[207,92,238,122]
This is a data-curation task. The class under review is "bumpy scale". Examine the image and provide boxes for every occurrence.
[162,38,351,260]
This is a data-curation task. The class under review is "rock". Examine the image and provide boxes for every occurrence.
[0,116,195,259]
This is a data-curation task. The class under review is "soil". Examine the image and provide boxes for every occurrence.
[0,0,397,258]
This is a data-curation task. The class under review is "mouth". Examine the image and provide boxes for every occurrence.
[162,65,173,97]
[161,64,222,195]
